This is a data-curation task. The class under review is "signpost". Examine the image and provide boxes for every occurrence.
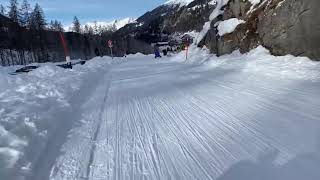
[60,32,72,69]
[185,41,190,61]
[108,40,113,59]
[59,32,72,68]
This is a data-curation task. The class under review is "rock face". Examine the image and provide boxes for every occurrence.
[112,0,217,53]
[202,0,320,60]
[258,0,320,59]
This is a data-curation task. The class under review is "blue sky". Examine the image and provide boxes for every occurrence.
[0,0,166,26]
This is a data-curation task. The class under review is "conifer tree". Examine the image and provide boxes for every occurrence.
[8,0,20,23]
[19,0,32,27]
[0,4,6,16]
[49,20,64,32]
[72,16,81,33]
[29,3,46,30]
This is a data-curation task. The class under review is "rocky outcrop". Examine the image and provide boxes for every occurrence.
[115,0,217,44]
[258,0,320,59]
[202,0,320,60]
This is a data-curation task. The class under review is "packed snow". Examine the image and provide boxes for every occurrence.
[1,46,320,180]
[0,57,115,179]
[217,18,245,36]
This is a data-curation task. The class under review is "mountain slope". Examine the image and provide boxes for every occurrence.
[84,17,136,31]
[200,0,320,60]
[112,0,320,60]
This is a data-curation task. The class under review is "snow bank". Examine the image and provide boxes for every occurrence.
[0,57,113,177]
[217,18,245,36]
[171,45,320,81]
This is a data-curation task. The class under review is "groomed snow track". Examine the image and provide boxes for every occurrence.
[29,55,320,180]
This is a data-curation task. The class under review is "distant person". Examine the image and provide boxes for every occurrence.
[95,48,100,57]
[162,49,167,56]
[154,45,161,59]
[124,50,129,57]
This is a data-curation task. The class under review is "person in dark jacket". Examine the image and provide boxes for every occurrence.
[154,45,161,58]
[95,48,100,57]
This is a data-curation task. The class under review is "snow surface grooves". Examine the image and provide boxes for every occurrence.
[26,66,113,180]
[50,57,320,180]
[86,74,112,179]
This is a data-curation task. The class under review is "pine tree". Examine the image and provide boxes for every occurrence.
[72,16,81,33]
[0,4,6,16]
[110,23,117,32]
[29,3,46,30]
[83,24,89,34]
[88,26,94,35]
[8,0,20,23]
[49,20,64,32]
[19,0,31,27]
[93,21,98,35]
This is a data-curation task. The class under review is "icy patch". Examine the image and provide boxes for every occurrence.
[217,18,245,36]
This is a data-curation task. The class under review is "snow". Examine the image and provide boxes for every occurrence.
[85,17,136,30]
[165,0,194,7]
[195,0,231,44]
[1,47,320,179]
[65,17,136,32]
[249,0,261,6]
[0,57,114,178]
[217,18,245,36]
[0,147,20,168]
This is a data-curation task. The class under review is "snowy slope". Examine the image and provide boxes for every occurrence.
[1,47,320,179]
[85,17,136,30]
[0,57,116,179]
[65,17,136,32]
[165,0,195,7]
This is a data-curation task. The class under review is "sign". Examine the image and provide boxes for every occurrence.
[108,40,114,59]
[185,42,190,61]
[108,40,113,48]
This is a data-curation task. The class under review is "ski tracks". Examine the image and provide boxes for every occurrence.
[49,58,320,180]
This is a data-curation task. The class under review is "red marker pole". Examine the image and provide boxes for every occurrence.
[59,32,71,65]
[185,42,189,61]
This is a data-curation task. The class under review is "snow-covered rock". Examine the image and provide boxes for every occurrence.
[217,18,245,36]
[195,0,231,44]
